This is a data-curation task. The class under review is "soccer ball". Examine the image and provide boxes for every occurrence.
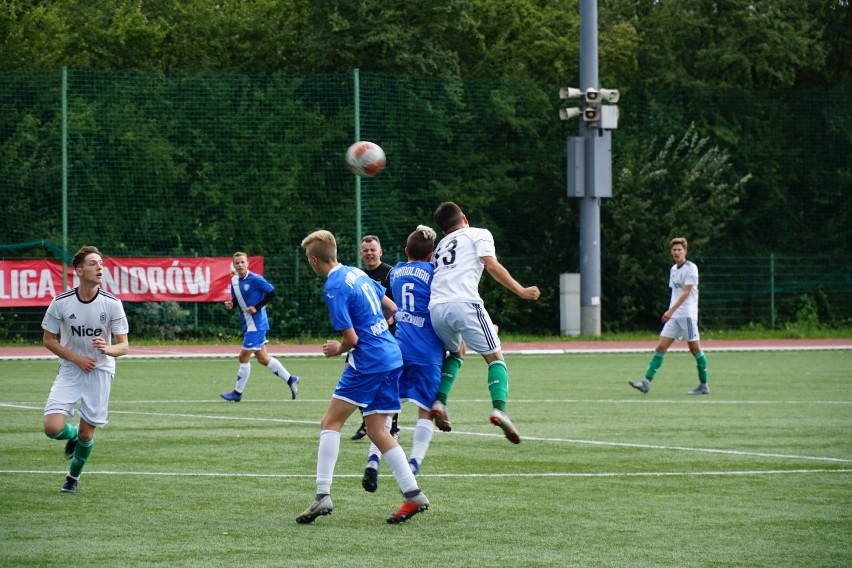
[345,141,386,177]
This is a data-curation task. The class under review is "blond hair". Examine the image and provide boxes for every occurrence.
[301,230,337,262]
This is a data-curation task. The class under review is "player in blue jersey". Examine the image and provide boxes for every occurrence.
[296,229,429,525]
[219,252,299,402]
[361,225,445,492]
[629,237,710,395]
[42,246,130,493]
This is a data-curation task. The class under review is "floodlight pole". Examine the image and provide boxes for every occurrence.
[578,0,603,336]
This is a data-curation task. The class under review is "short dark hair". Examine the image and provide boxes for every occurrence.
[406,225,437,260]
[72,246,102,268]
[434,201,463,233]
[361,235,382,248]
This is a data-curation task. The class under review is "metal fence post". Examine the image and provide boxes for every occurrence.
[770,253,776,328]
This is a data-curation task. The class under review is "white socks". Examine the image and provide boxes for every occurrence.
[316,430,341,495]
[234,363,251,392]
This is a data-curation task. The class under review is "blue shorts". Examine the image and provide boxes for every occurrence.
[242,330,269,350]
[399,360,441,412]
[333,365,403,416]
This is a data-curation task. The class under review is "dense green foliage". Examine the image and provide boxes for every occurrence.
[3,1,848,87]
[1,1,850,337]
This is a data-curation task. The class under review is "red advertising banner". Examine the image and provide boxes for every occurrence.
[0,257,263,307]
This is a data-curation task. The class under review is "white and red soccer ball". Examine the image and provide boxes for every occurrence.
[345,141,386,177]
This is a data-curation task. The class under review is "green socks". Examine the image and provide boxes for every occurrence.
[695,351,708,384]
[48,422,92,479]
[47,422,77,441]
[69,438,94,478]
[437,354,463,404]
[437,355,510,411]
[487,359,509,412]
[645,351,665,381]
[641,350,707,384]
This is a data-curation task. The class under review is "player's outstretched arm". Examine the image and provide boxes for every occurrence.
[482,256,541,301]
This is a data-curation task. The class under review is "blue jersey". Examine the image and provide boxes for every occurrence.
[230,271,274,333]
[390,260,444,367]
[324,264,402,373]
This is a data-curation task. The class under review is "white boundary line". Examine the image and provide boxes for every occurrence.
[509,346,852,355]
[3,403,850,465]
[1,468,850,479]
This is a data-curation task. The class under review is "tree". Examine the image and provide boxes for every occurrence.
[796,0,852,88]
[606,0,827,89]
[297,0,477,76]
[604,122,750,330]
[0,1,70,70]
[462,0,639,86]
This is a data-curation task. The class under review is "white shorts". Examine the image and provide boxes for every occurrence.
[661,316,700,343]
[430,302,501,356]
[44,367,113,427]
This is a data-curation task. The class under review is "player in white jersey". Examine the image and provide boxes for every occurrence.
[428,201,540,444]
[629,237,710,395]
[219,252,299,402]
[42,246,130,493]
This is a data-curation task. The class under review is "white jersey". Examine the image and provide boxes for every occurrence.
[429,226,496,306]
[42,288,129,373]
[669,260,699,320]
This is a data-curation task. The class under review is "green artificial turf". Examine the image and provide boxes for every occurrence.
[1,350,849,567]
